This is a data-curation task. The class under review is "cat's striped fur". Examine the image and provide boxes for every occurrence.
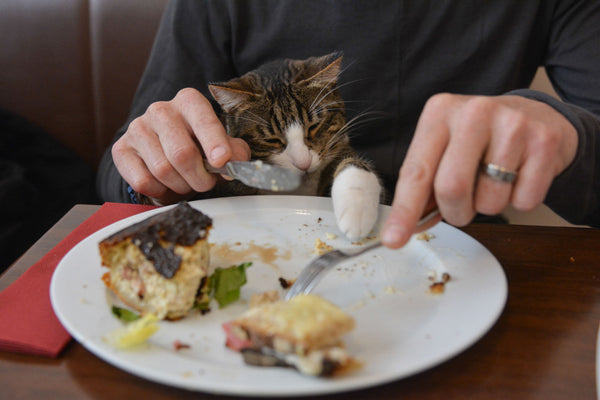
[209,53,381,239]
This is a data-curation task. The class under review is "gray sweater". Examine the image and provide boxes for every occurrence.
[97,0,600,227]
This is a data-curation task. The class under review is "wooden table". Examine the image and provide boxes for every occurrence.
[1,204,599,399]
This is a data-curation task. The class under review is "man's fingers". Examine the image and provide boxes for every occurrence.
[127,117,194,195]
[229,137,252,161]
[434,97,495,226]
[473,104,525,215]
[382,94,453,248]
[112,138,170,199]
[175,88,232,166]
[384,94,579,250]
[145,95,216,192]
[510,134,559,211]
[112,88,255,205]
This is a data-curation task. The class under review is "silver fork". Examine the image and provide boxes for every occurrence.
[285,208,441,300]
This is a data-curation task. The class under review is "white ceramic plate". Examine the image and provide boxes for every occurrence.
[50,196,507,397]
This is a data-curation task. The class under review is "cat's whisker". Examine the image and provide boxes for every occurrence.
[306,59,357,112]
[345,111,387,126]
[314,101,345,110]
[315,101,375,116]
[313,100,373,115]
[314,106,346,115]
[309,79,364,112]
[334,110,386,137]
[309,79,365,114]
[243,111,271,126]
[335,99,375,111]
[337,119,383,140]
[308,79,337,113]
[309,89,340,115]
[341,119,386,139]
[232,114,270,128]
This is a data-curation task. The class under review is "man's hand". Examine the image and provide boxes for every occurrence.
[382,94,578,248]
[112,88,251,205]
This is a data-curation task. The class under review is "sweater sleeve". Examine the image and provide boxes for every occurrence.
[508,0,600,227]
[507,89,600,227]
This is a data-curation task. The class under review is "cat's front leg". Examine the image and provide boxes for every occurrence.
[331,165,381,240]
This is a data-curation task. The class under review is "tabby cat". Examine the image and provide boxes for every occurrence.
[208,53,382,240]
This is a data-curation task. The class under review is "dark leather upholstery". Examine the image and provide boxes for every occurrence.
[0,0,168,168]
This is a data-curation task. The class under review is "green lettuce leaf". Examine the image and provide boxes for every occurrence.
[209,262,252,308]
[111,306,140,322]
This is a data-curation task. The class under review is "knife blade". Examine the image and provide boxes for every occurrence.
[204,160,302,192]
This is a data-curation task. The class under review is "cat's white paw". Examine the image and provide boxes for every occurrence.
[331,166,381,240]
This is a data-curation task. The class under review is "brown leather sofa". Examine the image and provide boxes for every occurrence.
[0,0,168,169]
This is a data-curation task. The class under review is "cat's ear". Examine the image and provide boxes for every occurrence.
[299,53,343,88]
[208,84,258,113]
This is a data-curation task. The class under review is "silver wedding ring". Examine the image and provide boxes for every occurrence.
[481,163,517,183]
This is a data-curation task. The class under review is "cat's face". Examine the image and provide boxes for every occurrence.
[209,53,348,174]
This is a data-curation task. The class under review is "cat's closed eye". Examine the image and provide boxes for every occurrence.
[307,121,321,138]
[263,137,285,148]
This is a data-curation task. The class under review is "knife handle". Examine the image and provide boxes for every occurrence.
[203,159,230,176]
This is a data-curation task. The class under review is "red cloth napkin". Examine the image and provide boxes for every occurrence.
[0,202,157,358]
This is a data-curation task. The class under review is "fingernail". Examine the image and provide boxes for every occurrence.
[210,146,226,161]
[382,224,407,248]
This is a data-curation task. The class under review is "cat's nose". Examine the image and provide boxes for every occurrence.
[294,157,311,171]
[285,136,312,171]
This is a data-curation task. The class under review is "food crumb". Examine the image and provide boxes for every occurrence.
[428,272,451,294]
[383,286,396,294]
[314,238,333,255]
[278,277,295,289]
[174,340,191,351]
[569,256,575,263]
[429,282,445,294]
[325,232,337,240]
[416,232,435,241]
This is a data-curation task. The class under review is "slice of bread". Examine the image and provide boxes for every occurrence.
[99,202,212,320]
[224,294,362,376]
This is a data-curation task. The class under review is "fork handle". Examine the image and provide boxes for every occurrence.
[416,208,440,231]
[350,241,383,256]
[353,208,439,255]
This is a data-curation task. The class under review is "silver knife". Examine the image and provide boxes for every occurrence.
[204,160,302,192]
